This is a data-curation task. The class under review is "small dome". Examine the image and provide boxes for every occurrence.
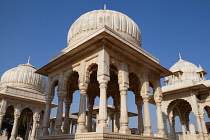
[67,9,141,47]
[0,62,46,94]
[170,59,198,73]
[165,58,201,85]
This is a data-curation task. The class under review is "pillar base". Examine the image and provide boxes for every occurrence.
[55,127,62,135]
[143,129,153,137]
[156,133,166,138]
[9,135,16,140]
[119,126,131,134]
[42,128,49,136]
[96,123,110,133]
[63,131,70,134]
[203,133,208,140]
[76,125,87,133]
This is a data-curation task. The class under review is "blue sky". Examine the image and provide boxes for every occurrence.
[0,0,210,133]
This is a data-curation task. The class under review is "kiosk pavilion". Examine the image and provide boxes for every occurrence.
[37,8,171,140]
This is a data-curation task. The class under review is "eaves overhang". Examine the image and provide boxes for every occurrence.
[36,26,172,78]
[162,83,208,95]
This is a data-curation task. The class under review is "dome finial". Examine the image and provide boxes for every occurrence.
[104,4,106,10]
[179,53,182,59]
[28,56,30,64]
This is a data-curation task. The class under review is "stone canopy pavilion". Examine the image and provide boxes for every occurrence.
[37,8,171,140]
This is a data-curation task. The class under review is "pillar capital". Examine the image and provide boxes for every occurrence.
[57,91,67,98]
[119,85,128,92]
[195,112,200,117]
[45,95,54,102]
[97,75,110,84]
[200,114,205,119]
[142,95,150,101]
[154,96,163,104]
[64,98,72,105]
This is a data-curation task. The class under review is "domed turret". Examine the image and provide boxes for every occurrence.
[165,56,205,85]
[67,9,141,47]
[0,61,46,94]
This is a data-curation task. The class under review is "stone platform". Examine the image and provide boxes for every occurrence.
[39,133,168,140]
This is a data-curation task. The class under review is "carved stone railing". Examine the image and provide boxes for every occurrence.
[39,133,168,140]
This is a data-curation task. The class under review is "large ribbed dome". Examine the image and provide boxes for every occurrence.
[0,62,46,94]
[165,58,201,85]
[67,9,141,47]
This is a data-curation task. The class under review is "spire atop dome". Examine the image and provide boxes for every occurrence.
[104,4,106,10]
[179,53,182,60]
[28,56,30,64]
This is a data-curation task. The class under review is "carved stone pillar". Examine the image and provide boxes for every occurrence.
[69,120,72,134]
[185,119,190,131]
[25,116,32,140]
[195,113,204,140]
[180,120,186,135]
[155,98,165,137]
[200,114,208,140]
[0,99,7,131]
[142,95,153,136]
[30,111,39,140]
[162,114,169,137]
[63,99,72,134]
[76,82,88,133]
[154,79,165,137]
[137,105,144,134]
[42,95,53,136]
[0,114,4,132]
[55,92,66,135]
[135,95,144,135]
[10,108,21,140]
[113,110,120,133]
[191,91,204,139]
[87,97,94,132]
[38,112,44,137]
[141,74,153,136]
[96,79,109,133]
[169,117,175,140]
[201,116,208,140]
[119,87,131,134]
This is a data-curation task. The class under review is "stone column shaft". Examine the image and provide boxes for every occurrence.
[113,111,120,133]
[195,114,204,140]
[87,105,93,132]
[181,124,186,135]
[55,93,65,135]
[38,112,44,137]
[143,96,153,136]
[0,99,7,131]
[10,108,20,140]
[107,112,111,126]
[0,114,4,131]
[137,106,144,134]
[96,80,109,133]
[119,88,131,134]
[76,83,88,133]
[42,97,53,136]
[69,120,72,134]
[155,100,165,137]
[25,116,32,140]
[200,115,208,140]
[169,118,175,140]
[63,100,71,134]
[30,111,39,140]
